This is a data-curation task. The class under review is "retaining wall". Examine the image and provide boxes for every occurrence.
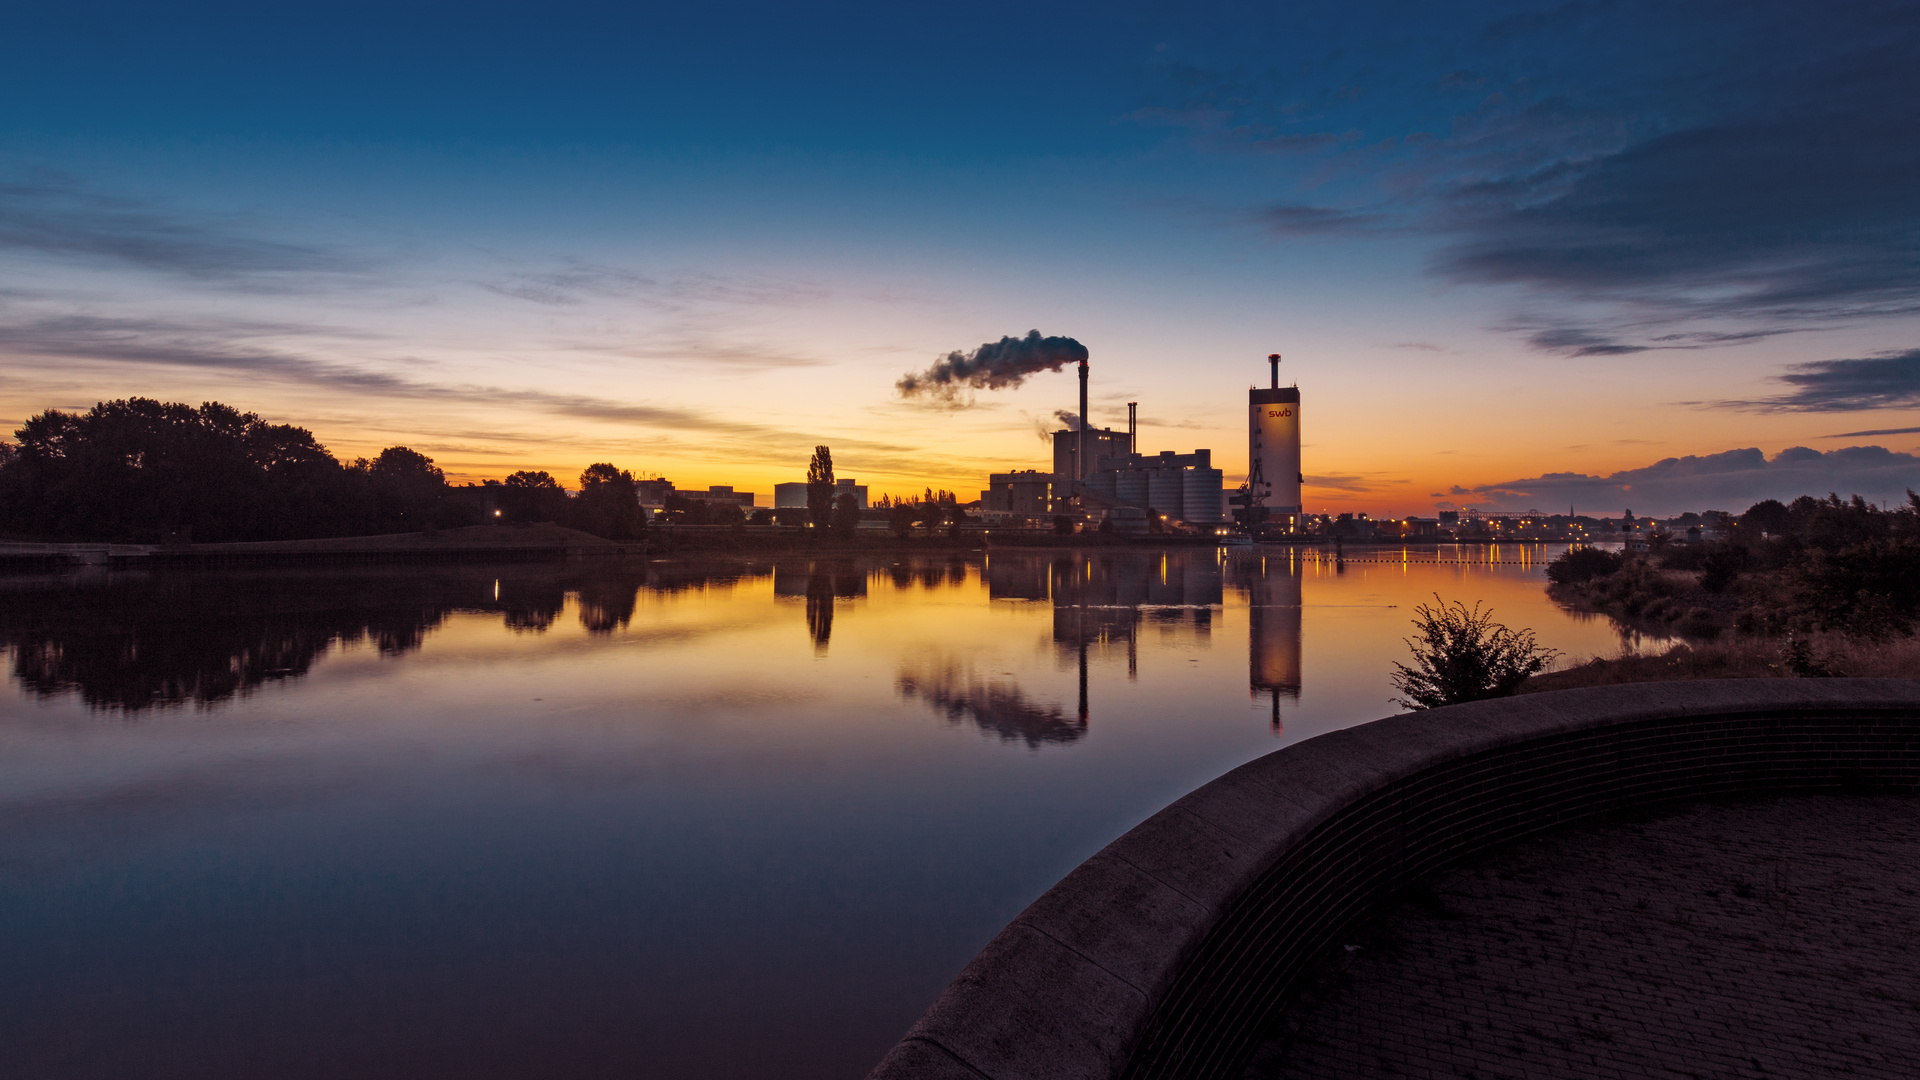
[867,679,1920,1080]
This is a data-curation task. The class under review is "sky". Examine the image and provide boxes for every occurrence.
[2,0,1918,516]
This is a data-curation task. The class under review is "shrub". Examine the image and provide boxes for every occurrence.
[1545,545,1623,585]
[1391,596,1559,710]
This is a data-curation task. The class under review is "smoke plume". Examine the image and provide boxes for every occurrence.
[897,330,1087,406]
[1052,409,1082,431]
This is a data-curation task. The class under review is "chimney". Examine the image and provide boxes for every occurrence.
[1078,358,1090,481]
[1127,401,1137,457]
[1268,353,1281,389]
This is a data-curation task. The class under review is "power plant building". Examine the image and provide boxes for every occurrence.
[981,470,1056,514]
[1083,448,1225,526]
[1247,353,1303,524]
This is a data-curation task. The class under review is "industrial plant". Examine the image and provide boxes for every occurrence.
[980,352,1304,538]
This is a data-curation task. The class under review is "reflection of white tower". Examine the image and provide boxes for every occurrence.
[1248,353,1302,528]
[1236,551,1302,733]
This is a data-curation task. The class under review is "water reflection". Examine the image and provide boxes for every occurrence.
[0,563,773,711]
[2,551,1313,739]
[773,562,868,653]
[1228,551,1304,732]
[896,662,1084,748]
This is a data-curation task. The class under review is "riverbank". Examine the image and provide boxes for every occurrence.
[1525,633,1920,692]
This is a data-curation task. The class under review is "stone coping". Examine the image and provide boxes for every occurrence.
[866,679,1920,1080]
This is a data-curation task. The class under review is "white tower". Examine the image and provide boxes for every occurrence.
[1248,353,1302,526]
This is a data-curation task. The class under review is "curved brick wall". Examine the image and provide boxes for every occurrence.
[867,679,1920,1080]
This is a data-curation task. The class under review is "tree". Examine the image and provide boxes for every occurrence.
[1545,545,1623,585]
[1390,596,1558,710]
[361,446,454,530]
[0,398,350,542]
[889,502,918,539]
[575,463,645,540]
[501,470,566,523]
[831,491,861,536]
[806,445,835,531]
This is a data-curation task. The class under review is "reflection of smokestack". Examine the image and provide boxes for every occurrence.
[1078,358,1089,481]
[1127,401,1137,456]
[1268,352,1280,389]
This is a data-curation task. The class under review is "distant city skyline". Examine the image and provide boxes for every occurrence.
[3,2,1917,517]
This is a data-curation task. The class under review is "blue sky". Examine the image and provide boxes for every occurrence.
[3,1,1917,513]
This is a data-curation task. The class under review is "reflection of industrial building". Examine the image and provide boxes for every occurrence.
[988,551,1225,720]
[1227,551,1303,732]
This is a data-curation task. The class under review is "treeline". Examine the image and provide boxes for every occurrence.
[1547,493,1920,641]
[0,398,645,544]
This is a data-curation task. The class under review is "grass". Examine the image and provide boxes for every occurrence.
[1523,633,1920,693]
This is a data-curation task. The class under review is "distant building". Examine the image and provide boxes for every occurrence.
[1052,426,1127,480]
[774,478,868,509]
[636,478,675,506]
[695,485,756,508]
[1082,448,1225,526]
[981,470,1056,514]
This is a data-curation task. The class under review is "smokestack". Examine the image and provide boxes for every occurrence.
[1127,401,1137,456]
[1268,353,1281,389]
[1078,358,1090,481]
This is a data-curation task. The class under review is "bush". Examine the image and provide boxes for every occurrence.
[1545,545,1623,585]
[1391,596,1559,710]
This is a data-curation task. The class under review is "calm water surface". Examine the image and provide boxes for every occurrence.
[0,545,1631,1079]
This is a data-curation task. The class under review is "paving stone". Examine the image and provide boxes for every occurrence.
[1244,794,1920,1080]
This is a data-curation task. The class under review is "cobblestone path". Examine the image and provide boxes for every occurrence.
[1245,795,1920,1080]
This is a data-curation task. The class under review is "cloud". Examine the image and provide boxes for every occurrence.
[1446,445,1920,516]
[1822,425,1920,439]
[1716,349,1920,412]
[1305,473,1376,492]
[1144,8,1920,351]
[1253,203,1393,237]
[479,261,830,310]
[0,170,361,282]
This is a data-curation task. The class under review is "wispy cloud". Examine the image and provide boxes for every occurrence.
[0,170,364,284]
[478,261,830,310]
[1822,425,1920,439]
[1713,349,1920,412]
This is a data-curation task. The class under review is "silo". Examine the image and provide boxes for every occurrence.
[1085,470,1117,501]
[1115,468,1150,509]
[1183,468,1224,524]
[1248,353,1303,522]
[1147,468,1184,519]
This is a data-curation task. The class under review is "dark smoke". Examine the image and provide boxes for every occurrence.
[897,329,1087,406]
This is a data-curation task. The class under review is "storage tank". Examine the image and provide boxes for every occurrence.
[1183,468,1224,524]
[1115,469,1150,509]
[1147,468,1184,519]
[1249,353,1303,522]
[1085,470,1117,501]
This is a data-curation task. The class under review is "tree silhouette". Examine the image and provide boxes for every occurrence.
[576,463,645,540]
[831,491,861,536]
[806,445,835,532]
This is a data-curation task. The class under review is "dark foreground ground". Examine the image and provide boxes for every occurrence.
[1246,794,1920,1080]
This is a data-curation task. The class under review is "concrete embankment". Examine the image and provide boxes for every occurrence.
[867,679,1920,1080]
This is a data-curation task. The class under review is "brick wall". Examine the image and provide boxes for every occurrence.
[867,679,1920,1080]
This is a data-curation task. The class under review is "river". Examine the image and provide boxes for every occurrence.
[0,544,1632,1079]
